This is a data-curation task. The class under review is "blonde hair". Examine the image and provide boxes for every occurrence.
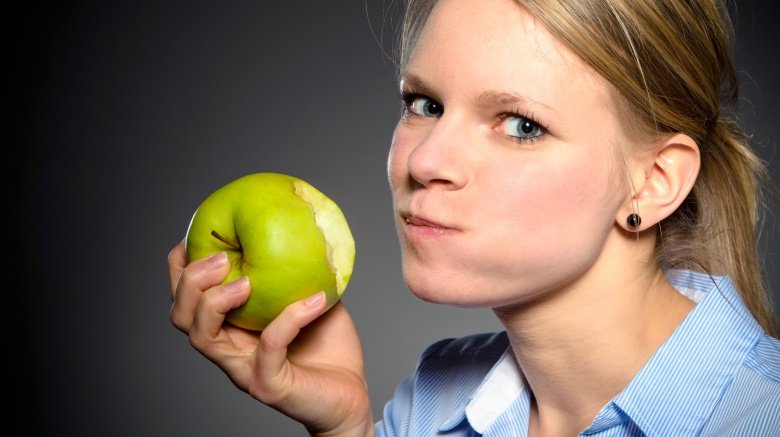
[398,0,778,336]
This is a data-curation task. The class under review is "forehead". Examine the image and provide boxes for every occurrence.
[404,0,611,111]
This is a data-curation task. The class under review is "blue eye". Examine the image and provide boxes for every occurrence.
[499,115,543,141]
[406,95,444,117]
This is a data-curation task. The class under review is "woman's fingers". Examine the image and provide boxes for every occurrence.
[170,251,230,333]
[190,277,251,344]
[182,277,253,392]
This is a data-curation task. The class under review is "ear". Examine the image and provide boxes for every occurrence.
[617,133,700,232]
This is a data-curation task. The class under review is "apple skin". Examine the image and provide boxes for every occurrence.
[185,173,347,331]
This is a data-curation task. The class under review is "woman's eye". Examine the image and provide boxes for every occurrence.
[406,96,444,117]
[499,115,544,141]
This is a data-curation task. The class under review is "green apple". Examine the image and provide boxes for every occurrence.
[184,172,355,331]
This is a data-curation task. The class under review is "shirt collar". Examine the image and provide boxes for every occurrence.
[438,346,528,433]
[465,347,527,432]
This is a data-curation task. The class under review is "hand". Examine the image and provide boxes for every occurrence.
[168,242,374,436]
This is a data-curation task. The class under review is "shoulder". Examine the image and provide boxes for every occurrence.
[411,331,510,395]
[701,334,780,435]
[377,332,509,437]
[743,333,780,383]
[418,331,510,362]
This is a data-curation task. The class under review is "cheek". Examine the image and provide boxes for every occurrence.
[458,151,621,300]
[483,149,621,256]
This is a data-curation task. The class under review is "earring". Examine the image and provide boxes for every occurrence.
[626,213,642,230]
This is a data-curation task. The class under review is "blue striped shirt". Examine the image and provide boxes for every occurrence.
[376,270,780,436]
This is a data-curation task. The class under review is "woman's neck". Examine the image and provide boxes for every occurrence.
[493,250,695,436]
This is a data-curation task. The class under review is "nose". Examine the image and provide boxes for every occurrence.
[406,116,468,190]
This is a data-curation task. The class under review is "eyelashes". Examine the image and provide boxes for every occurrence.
[400,89,548,144]
[496,111,546,143]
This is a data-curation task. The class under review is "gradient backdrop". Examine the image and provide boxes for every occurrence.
[8,1,779,435]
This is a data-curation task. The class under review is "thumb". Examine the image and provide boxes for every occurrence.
[254,292,329,391]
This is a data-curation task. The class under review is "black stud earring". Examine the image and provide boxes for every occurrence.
[626,213,642,230]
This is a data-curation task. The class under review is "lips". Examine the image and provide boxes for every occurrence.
[404,214,450,228]
[401,212,458,239]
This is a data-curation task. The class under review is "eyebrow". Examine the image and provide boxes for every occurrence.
[400,72,559,115]
[399,73,437,97]
[476,90,554,112]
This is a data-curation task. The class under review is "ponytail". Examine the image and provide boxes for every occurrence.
[659,118,778,336]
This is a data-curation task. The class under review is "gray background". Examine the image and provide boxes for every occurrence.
[7,1,778,435]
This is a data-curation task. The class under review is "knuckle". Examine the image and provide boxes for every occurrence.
[258,333,280,354]
[167,243,184,267]
[178,259,226,295]
[169,308,187,332]
[178,267,201,293]
[188,331,205,351]
[288,303,316,328]
[199,288,221,309]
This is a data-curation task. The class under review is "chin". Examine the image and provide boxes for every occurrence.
[402,263,508,309]
[401,254,578,311]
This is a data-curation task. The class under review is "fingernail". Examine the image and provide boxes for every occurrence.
[207,252,228,269]
[304,291,326,307]
[225,276,249,293]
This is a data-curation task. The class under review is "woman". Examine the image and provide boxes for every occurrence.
[168,0,780,435]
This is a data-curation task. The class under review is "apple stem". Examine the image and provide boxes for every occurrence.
[211,230,240,249]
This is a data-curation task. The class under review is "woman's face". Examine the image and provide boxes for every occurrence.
[388,0,632,308]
